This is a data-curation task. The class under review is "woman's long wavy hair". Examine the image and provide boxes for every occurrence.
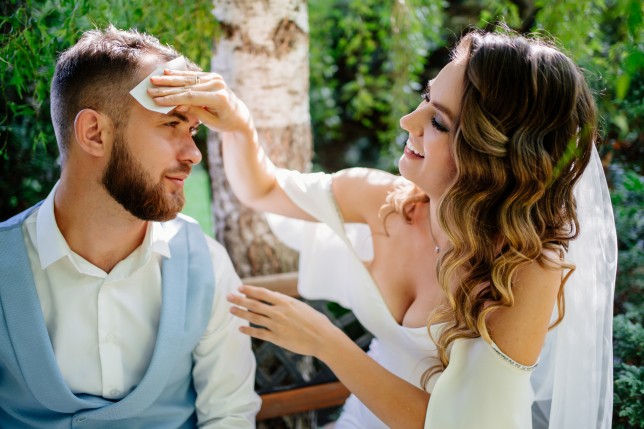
[383,30,598,387]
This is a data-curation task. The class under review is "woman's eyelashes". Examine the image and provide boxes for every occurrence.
[432,117,449,133]
[421,91,449,133]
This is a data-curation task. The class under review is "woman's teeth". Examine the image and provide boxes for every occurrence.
[406,141,424,157]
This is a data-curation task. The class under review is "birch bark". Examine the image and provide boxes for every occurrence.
[209,0,312,278]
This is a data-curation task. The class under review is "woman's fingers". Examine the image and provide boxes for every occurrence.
[147,79,226,104]
[227,289,275,316]
[150,89,224,107]
[162,69,223,79]
[147,79,226,97]
[239,325,275,342]
[227,285,296,330]
[238,284,284,304]
[227,287,284,339]
[227,285,336,357]
[150,70,223,87]
[229,305,270,327]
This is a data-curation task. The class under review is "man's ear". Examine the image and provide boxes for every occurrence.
[73,109,114,157]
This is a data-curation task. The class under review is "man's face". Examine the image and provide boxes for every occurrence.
[101,57,202,221]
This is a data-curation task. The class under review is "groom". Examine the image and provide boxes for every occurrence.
[0,27,260,427]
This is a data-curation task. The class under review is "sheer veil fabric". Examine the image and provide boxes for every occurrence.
[531,145,617,428]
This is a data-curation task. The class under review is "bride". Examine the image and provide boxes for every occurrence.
[149,28,616,429]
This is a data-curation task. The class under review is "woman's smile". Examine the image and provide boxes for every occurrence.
[405,140,425,158]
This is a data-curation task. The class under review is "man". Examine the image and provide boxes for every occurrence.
[0,26,260,427]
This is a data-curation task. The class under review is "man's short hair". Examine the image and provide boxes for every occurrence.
[50,26,194,162]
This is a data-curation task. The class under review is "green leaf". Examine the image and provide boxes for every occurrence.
[615,74,632,101]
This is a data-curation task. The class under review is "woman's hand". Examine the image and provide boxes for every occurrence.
[227,285,342,358]
[148,70,253,137]
[229,284,430,429]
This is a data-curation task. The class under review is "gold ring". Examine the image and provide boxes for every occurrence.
[194,76,201,85]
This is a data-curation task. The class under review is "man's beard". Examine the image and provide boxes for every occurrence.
[102,133,190,221]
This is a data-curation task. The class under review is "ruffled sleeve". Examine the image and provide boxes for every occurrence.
[425,337,535,429]
[264,169,373,309]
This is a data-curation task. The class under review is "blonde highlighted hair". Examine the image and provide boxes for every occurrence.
[383,29,597,387]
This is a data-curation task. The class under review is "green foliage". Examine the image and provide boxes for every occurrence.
[308,0,446,172]
[613,314,644,428]
[183,163,213,237]
[0,0,217,219]
[614,363,644,428]
[535,0,643,172]
[614,314,644,364]
[610,162,644,428]
[611,167,644,315]
[477,0,522,28]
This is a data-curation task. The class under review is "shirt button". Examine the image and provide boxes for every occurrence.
[109,389,120,396]
[106,333,116,341]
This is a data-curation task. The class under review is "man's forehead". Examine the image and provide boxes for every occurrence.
[135,55,166,80]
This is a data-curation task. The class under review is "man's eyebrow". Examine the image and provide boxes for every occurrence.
[168,112,190,123]
[164,111,200,128]
[424,80,454,123]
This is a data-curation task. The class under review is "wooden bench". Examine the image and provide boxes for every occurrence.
[242,272,366,421]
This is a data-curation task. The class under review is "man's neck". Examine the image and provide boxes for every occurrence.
[53,178,149,273]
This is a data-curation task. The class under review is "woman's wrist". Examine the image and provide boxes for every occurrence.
[223,122,256,144]
[315,323,357,363]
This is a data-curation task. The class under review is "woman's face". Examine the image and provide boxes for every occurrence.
[398,61,465,199]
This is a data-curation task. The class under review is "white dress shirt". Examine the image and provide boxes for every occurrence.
[22,184,260,427]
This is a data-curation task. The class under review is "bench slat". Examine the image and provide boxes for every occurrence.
[257,381,350,421]
[242,272,299,297]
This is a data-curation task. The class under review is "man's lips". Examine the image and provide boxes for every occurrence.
[166,174,188,181]
[165,171,190,186]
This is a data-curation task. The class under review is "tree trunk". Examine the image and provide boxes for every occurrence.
[209,0,312,278]
[209,3,314,427]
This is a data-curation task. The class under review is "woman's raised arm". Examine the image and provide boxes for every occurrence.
[148,70,401,224]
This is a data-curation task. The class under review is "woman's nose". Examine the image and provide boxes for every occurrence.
[400,107,424,137]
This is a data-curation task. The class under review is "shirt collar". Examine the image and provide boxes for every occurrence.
[36,182,69,270]
[36,182,173,271]
[150,221,172,259]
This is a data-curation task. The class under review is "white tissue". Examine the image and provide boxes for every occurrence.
[129,56,188,114]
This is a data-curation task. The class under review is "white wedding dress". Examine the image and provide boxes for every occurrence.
[265,146,615,428]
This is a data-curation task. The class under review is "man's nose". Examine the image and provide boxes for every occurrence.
[180,133,202,166]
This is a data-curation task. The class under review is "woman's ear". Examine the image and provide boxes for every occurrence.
[73,109,114,157]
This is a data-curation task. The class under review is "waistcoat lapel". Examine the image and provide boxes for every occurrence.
[0,203,107,413]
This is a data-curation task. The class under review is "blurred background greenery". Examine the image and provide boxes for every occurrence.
[1,0,642,426]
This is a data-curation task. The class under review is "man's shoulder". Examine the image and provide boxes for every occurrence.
[0,203,43,231]
[169,214,229,260]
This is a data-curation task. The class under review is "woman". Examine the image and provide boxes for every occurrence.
[149,29,616,429]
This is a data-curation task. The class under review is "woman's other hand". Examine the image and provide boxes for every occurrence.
[227,284,341,358]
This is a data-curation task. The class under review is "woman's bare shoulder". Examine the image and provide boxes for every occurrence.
[331,168,410,224]
[486,250,564,366]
